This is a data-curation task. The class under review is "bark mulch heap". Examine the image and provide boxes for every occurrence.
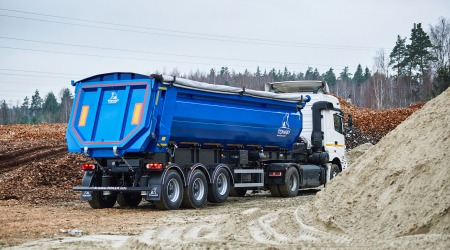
[337,96,425,149]
[0,124,89,203]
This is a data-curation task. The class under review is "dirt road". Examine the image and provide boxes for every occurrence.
[2,190,448,249]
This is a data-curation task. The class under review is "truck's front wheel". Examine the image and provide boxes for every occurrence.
[330,164,340,180]
[155,170,183,210]
[279,167,299,197]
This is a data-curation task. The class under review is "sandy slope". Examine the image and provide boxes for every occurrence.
[304,88,450,243]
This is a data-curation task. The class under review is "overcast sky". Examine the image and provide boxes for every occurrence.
[0,0,449,103]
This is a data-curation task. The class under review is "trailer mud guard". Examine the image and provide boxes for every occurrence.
[79,171,95,201]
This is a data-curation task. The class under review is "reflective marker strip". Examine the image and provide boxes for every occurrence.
[78,105,89,127]
[131,103,143,125]
[325,143,345,147]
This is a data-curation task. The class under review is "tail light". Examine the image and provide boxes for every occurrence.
[146,163,163,170]
[269,171,282,177]
[81,163,95,171]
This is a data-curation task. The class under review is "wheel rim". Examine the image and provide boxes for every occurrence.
[332,167,339,178]
[192,177,205,201]
[216,173,228,196]
[167,178,180,202]
[289,174,298,192]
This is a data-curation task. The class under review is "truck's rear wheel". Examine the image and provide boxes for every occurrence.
[229,187,247,197]
[88,192,117,209]
[207,168,231,203]
[269,184,281,197]
[117,193,141,207]
[155,170,183,210]
[279,167,299,197]
[181,170,208,208]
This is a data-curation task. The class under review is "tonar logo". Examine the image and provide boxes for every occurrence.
[277,113,291,137]
[148,187,159,197]
[107,91,119,104]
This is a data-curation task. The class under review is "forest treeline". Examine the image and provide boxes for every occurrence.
[1,18,449,125]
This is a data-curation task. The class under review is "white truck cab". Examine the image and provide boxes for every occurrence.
[265,81,348,179]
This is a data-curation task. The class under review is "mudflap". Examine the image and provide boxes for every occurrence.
[144,171,164,201]
[146,185,162,201]
[80,171,95,201]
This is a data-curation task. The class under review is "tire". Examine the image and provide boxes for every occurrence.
[207,168,231,203]
[88,191,117,209]
[117,193,142,207]
[279,167,300,197]
[269,184,281,197]
[181,170,208,209]
[229,187,247,197]
[155,170,183,210]
[88,174,117,209]
[330,164,340,180]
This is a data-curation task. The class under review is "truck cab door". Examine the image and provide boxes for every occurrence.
[322,110,346,167]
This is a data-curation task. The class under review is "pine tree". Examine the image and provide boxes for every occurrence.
[42,92,59,123]
[312,68,321,80]
[407,23,437,81]
[353,64,365,84]
[20,96,30,124]
[323,68,336,85]
[389,35,408,81]
[283,66,290,81]
[0,100,8,124]
[305,67,314,80]
[30,89,43,123]
[364,66,371,80]
[433,64,450,96]
[339,67,352,81]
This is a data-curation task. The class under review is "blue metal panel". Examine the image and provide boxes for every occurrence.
[66,72,307,158]
[164,87,302,150]
[66,73,154,157]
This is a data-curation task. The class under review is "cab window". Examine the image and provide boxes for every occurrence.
[333,113,343,134]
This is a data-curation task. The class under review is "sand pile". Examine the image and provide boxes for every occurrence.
[310,88,450,239]
[345,143,373,165]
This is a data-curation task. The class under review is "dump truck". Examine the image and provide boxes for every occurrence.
[67,72,347,210]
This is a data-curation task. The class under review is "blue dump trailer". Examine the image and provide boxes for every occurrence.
[68,72,345,210]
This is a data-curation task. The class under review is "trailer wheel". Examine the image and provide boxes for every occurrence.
[88,192,117,209]
[269,185,281,197]
[207,168,231,203]
[330,164,340,180]
[229,187,247,197]
[155,170,183,210]
[181,170,208,208]
[279,167,299,197]
[117,193,141,207]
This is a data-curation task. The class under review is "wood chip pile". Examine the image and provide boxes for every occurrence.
[336,96,426,149]
[0,124,88,203]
